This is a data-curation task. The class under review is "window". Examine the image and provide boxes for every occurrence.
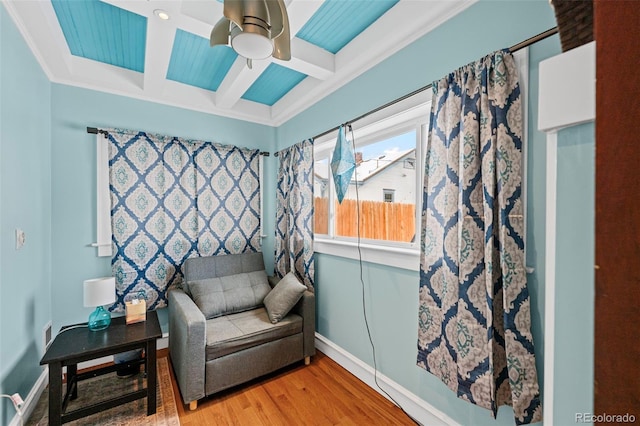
[313,49,529,271]
[403,158,415,169]
[315,126,424,245]
[313,93,430,269]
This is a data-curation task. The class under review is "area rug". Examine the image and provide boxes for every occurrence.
[26,357,180,426]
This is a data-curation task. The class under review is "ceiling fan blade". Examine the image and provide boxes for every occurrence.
[265,0,283,38]
[272,0,290,60]
[210,17,231,47]
[224,0,245,30]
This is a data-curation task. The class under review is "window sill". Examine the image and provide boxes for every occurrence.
[314,238,419,271]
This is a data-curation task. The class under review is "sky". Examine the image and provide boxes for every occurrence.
[314,129,416,172]
[358,130,416,160]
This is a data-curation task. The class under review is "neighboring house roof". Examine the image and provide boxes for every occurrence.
[315,148,415,184]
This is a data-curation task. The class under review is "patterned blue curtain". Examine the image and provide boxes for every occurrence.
[107,128,261,311]
[417,51,542,424]
[275,139,315,289]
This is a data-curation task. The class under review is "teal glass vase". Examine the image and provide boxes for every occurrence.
[88,306,111,331]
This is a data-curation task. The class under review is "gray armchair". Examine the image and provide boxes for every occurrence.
[168,252,315,410]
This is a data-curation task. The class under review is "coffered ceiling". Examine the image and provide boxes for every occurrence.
[4,0,475,126]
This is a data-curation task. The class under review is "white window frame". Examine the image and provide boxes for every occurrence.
[314,49,529,271]
[403,158,416,169]
[382,189,395,203]
[313,91,430,271]
[95,132,112,257]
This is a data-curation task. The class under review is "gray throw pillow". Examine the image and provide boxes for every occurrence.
[263,272,307,324]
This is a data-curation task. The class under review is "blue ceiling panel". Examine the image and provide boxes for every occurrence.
[241,64,307,106]
[51,0,146,72]
[166,30,238,92]
[296,0,399,54]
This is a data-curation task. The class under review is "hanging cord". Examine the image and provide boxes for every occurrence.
[348,124,422,426]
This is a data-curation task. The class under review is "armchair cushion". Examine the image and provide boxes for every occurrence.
[189,270,271,319]
[263,272,307,324]
[205,308,302,360]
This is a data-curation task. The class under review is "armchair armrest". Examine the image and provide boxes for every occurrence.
[292,290,316,359]
[168,288,206,404]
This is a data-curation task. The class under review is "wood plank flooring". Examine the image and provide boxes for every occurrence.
[160,350,416,425]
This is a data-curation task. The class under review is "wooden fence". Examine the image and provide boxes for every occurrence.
[314,197,415,242]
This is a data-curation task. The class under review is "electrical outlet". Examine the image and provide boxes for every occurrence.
[15,229,25,250]
[10,393,23,408]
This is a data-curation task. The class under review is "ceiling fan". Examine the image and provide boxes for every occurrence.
[210,0,291,69]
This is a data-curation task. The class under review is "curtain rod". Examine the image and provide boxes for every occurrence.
[86,126,270,156]
[311,26,559,141]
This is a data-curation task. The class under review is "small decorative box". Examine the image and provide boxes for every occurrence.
[125,290,147,324]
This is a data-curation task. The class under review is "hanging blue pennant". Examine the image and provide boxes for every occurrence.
[330,125,355,204]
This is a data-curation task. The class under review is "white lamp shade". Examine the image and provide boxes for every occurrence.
[83,277,116,307]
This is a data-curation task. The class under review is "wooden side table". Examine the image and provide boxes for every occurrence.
[40,311,162,425]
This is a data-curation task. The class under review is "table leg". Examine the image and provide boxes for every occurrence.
[49,362,63,426]
[146,339,157,415]
[67,364,77,400]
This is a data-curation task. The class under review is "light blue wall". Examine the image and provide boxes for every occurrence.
[277,1,561,425]
[50,84,277,333]
[554,123,595,424]
[0,5,52,423]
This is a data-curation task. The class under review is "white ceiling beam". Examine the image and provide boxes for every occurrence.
[101,1,213,97]
[174,11,219,39]
[179,0,221,27]
[102,0,219,39]
[99,0,151,17]
[101,1,179,96]
[213,41,336,110]
[215,58,270,109]
[278,37,334,80]
[143,19,175,94]
[68,55,145,92]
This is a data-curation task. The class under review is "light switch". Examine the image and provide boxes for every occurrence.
[15,228,25,250]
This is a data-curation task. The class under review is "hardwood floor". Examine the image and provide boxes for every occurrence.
[159,350,415,425]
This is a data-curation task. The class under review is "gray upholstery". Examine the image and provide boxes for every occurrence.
[263,272,307,323]
[182,252,265,294]
[169,252,315,407]
[205,334,303,396]
[168,289,206,404]
[205,308,302,360]
[189,271,271,319]
[293,290,315,361]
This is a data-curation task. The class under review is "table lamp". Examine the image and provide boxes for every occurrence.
[83,277,116,331]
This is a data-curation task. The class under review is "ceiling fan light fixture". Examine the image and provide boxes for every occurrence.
[231,32,273,60]
[211,0,290,65]
[230,17,273,59]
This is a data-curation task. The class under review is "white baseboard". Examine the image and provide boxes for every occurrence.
[315,333,459,426]
[9,368,48,426]
[8,334,169,425]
